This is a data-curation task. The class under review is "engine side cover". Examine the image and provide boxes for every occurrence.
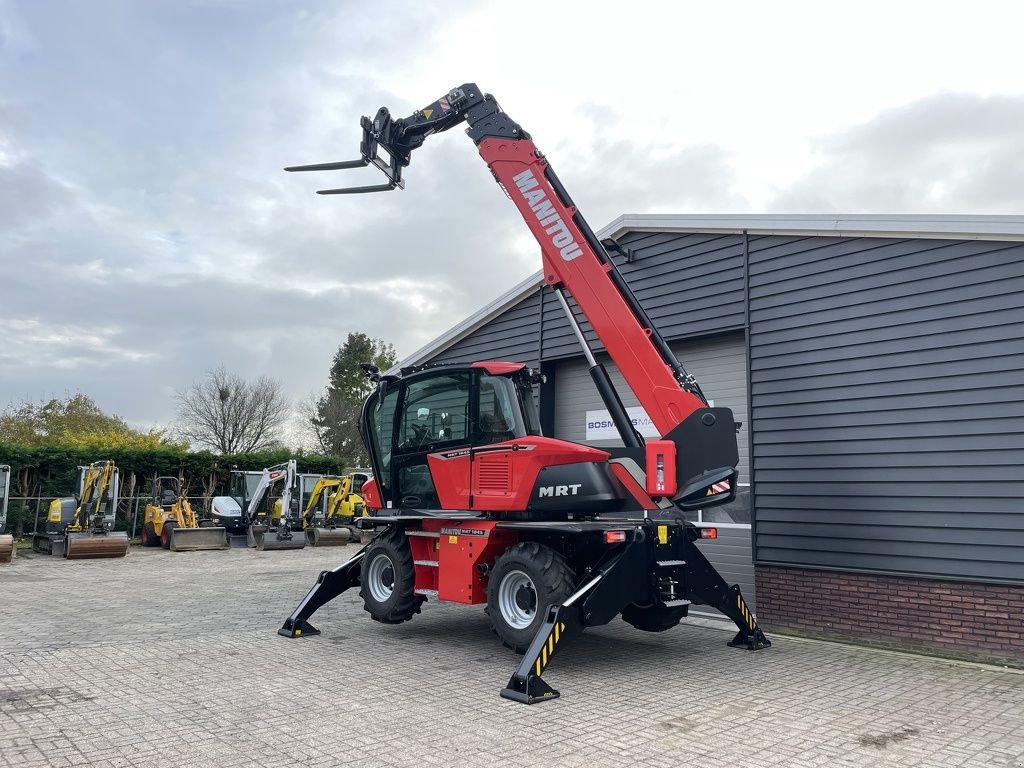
[528,462,621,514]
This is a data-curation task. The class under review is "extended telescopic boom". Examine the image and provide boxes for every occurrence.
[289,84,738,503]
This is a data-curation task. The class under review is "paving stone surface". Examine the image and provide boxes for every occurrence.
[1,545,1022,767]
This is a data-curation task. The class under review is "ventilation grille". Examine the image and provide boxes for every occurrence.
[477,457,511,494]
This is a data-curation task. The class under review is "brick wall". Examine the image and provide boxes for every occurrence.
[755,565,1024,664]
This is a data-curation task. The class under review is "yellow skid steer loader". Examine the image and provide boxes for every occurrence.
[141,477,227,552]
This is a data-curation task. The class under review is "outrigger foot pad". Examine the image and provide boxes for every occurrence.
[728,627,772,650]
[500,674,560,705]
[278,619,320,638]
[277,550,366,641]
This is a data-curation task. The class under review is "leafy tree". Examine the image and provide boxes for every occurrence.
[174,366,290,454]
[307,333,396,462]
[0,393,171,449]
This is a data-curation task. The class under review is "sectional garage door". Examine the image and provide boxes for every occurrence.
[550,332,756,613]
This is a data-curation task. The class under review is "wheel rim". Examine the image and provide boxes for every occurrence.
[366,553,396,603]
[498,569,537,630]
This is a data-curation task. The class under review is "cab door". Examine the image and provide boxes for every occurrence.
[392,371,473,510]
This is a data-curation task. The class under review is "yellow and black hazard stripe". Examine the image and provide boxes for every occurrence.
[533,621,567,678]
[737,595,757,631]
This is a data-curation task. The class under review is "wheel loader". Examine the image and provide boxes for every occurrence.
[303,470,371,547]
[0,464,13,564]
[140,477,227,552]
[279,83,769,704]
[32,460,129,559]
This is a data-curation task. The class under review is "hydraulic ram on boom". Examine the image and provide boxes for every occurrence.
[281,83,768,704]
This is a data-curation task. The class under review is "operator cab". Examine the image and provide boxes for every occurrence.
[360,362,542,510]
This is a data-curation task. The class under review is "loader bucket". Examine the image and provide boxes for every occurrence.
[64,531,130,560]
[252,526,305,552]
[305,526,354,547]
[169,526,228,552]
[0,535,14,563]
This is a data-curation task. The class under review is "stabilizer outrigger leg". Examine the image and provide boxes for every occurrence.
[501,538,650,704]
[681,536,771,651]
[278,548,367,638]
[500,604,582,704]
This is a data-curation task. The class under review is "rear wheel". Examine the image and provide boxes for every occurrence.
[486,542,574,652]
[358,527,418,624]
[621,602,687,632]
[160,522,176,550]
[141,523,157,547]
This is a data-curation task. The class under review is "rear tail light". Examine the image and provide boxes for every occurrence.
[700,527,718,539]
[604,530,627,544]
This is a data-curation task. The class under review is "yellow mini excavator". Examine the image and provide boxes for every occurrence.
[0,464,13,564]
[303,470,371,547]
[32,460,130,559]
[141,477,228,552]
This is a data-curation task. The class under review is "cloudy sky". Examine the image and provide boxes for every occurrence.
[1,0,1021,438]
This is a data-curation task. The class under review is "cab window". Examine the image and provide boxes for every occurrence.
[398,373,471,452]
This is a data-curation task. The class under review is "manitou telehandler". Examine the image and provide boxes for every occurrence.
[32,460,129,559]
[0,464,12,563]
[140,477,227,551]
[303,470,371,546]
[279,84,769,704]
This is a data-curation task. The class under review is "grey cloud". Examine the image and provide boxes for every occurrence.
[771,93,1024,213]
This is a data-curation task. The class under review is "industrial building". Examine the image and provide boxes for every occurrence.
[397,214,1024,663]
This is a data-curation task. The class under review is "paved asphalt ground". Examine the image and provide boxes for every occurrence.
[1,545,1022,767]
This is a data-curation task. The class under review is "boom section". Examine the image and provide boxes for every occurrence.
[480,141,704,435]
[285,83,709,436]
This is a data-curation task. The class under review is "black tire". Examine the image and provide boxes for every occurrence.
[160,521,176,550]
[358,528,418,624]
[485,542,574,652]
[621,602,687,632]
[141,522,157,547]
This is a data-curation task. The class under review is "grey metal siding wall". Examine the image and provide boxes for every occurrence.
[749,235,1024,583]
[430,290,542,367]
[541,232,747,359]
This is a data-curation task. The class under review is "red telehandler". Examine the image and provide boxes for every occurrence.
[279,84,769,704]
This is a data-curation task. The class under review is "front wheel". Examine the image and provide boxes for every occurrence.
[486,542,574,652]
[160,522,176,550]
[358,528,418,624]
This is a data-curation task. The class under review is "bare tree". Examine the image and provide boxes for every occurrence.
[174,366,290,454]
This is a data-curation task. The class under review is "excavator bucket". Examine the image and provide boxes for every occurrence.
[249,525,305,552]
[305,526,356,547]
[0,535,14,563]
[169,526,228,552]
[63,531,130,560]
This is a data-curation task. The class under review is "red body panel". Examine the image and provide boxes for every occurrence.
[408,519,519,604]
[427,436,609,513]
[645,440,678,497]
[361,477,382,511]
[477,138,704,437]
[609,462,659,511]
[471,361,526,375]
